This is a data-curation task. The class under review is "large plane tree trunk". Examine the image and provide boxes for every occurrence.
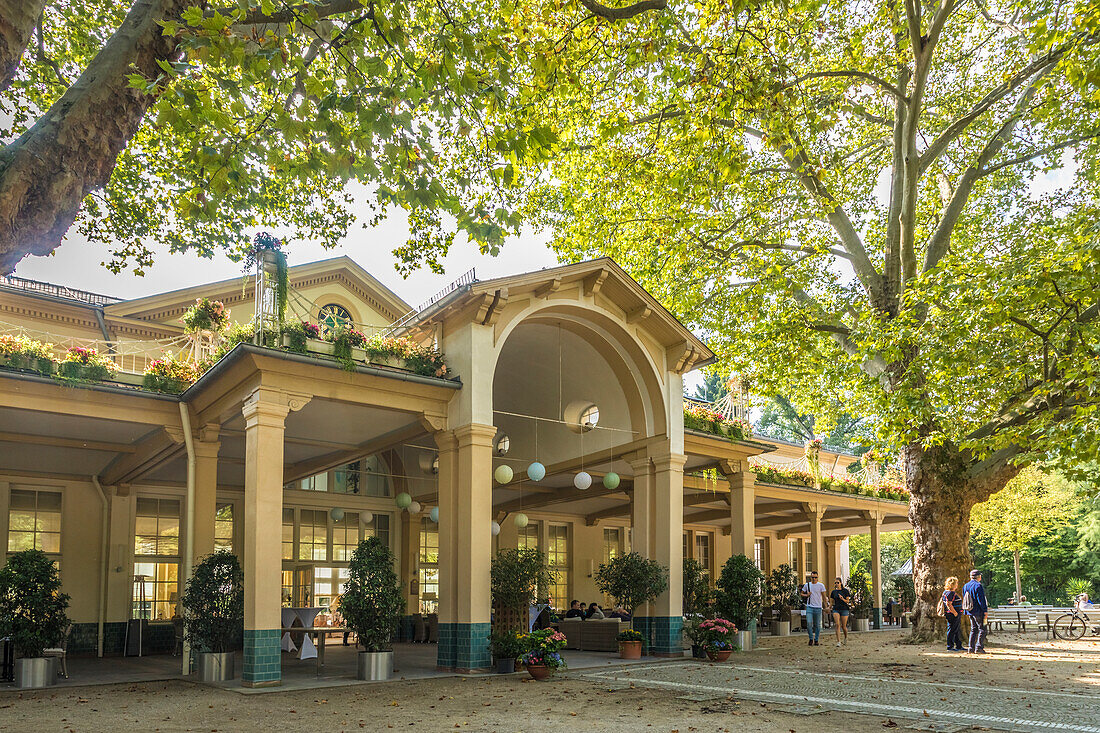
[0,0,187,273]
[0,0,49,90]
[905,440,1019,642]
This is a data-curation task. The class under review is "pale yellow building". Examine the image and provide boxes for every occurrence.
[0,256,909,685]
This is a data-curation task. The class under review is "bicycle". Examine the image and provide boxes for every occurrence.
[1051,608,1097,640]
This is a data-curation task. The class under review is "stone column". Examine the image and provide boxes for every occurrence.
[628,454,654,561]
[241,392,289,687]
[722,461,756,559]
[645,451,686,656]
[436,424,495,672]
[400,509,420,641]
[804,503,825,579]
[191,425,221,563]
[766,535,785,573]
[870,513,884,629]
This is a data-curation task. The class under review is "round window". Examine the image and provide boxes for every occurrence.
[319,303,352,335]
[580,405,600,430]
[564,401,600,433]
[495,434,510,456]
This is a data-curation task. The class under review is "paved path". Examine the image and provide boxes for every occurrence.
[576,660,1100,732]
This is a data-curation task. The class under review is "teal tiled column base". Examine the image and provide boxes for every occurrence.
[873,608,883,630]
[438,622,491,672]
[636,616,684,657]
[243,629,281,687]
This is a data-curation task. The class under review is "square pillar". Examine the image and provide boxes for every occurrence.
[241,392,289,687]
[435,424,494,672]
[642,451,685,657]
[400,510,420,641]
[722,462,755,559]
[870,513,884,629]
[766,535,785,573]
[191,426,221,564]
[804,503,825,580]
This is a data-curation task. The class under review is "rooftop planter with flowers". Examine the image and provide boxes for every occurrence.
[277,322,450,378]
[750,464,908,502]
[181,298,230,334]
[684,403,751,442]
[143,355,202,393]
[58,347,115,381]
[0,334,56,375]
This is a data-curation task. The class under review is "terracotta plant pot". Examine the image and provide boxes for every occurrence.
[619,640,642,659]
[526,664,551,681]
[706,648,732,662]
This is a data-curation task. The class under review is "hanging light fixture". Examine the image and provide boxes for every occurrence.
[408,501,422,514]
[395,492,412,509]
[514,512,529,528]
[330,507,345,521]
[363,511,373,527]
[494,464,514,484]
[429,506,439,523]
[491,520,501,536]
[527,461,546,482]
[573,471,592,490]
[603,472,620,490]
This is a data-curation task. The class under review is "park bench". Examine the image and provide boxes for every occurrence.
[987,607,1027,632]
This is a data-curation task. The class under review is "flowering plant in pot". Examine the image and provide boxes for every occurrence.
[519,628,567,680]
[58,346,115,381]
[488,629,525,673]
[282,321,321,353]
[143,355,201,393]
[698,618,739,661]
[181,298,229,333]
[0,334,56,374]
[616,628,645,659]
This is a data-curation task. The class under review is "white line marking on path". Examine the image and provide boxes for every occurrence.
[580,671,1100,733]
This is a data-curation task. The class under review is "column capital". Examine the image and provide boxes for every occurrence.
[433,429,458,452]
[626,453,651,472]
[802,502,826,519]
[243,387,311,424]
[197,422,221,443]
[650,452,687,471]
[862,510,886,525]
[716,458,744,476]
[193,439,221,459]
[452,423,497,448]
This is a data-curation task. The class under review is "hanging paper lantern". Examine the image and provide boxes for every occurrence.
[514,512,529,528]
[494,464,514,484]
[409,501,422,514]
[330,506,345,522]
[573,471,592,490]
[363,512,373,527]
[603,472,621,490]
[429,506,439,523]
[395,492,412,509]
[527,461,546,482]
[490,520,501,536]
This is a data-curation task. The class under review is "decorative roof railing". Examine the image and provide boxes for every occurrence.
[388,268,477,332]
[0,274,123,306]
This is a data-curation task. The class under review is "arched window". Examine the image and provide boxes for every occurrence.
[318,303,352,335]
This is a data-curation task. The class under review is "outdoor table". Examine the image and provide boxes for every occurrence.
[279,626,345,672]
[281,607,324,657]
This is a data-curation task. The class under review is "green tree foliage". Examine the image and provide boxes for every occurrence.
[756,394,872,453]
[491,548,556,617]
[849,531,914,578]
[182,550,244,653]
[0,549,70,657]
[764,563,800,618]
[682,558,713,617]
[515,0,1100,639]
[714,554,764,629]
[340,537,404,652]
[690,371,728,404]
[595,552,668,617]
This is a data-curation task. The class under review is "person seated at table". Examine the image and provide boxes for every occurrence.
[585,603,605,620]
[1018,595,1031,606]
[607,605,631,621]
[564,600,586,618]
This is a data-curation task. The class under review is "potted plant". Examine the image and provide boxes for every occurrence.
[182,551,243,682]
[765,563,799,637]
[281,321,321,353]
[698,617,739,661]
[616,628,645,659]
[0,334,56,375]
[181,298,230,334]
[58,346,115,381]
[0,549,70,688]
[143,355,201,393]
[341,537,405,680]
[488,629,525,673]
[849,570,872,631]
[715,554,763,652]
[682,558,712,657]
[595,552,669,649]
[491,548,556,632]
[519,628,567,680]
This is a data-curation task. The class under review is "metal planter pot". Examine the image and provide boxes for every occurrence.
[770,621,791,637]
[15,658,55,688]
[199,652,236,682]
[358,650,394,681]
[736,630,752,652]
[855,618,871,632]
[495,657,515,674]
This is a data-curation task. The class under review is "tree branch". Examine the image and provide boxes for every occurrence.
[215,0,364,25]
[0,0,48,90]
[576,0,667,21]
[786,70,906,100]
[977,132,1100,177]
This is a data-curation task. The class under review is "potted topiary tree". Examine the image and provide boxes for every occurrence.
[0,549,70,688]
[341,537,405,680]
[182,551,243,682]
[682,558,713,658]
[491,548,555,632]
[765,563,799,637]
[715,554,763,652]
[595,552,668,657]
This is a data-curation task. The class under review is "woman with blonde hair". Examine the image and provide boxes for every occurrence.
[939,576,963,652]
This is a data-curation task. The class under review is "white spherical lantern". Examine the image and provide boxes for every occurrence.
[603,472,621,490]
[363,512,373,527]
[409,501,422,514]
[494,464,514,484]
[429,506,439,523]
[573,471,592,490]
[395,492,412,509]
[514,512,529,528]
[490,520,501,536]
[527,461,546,482]
[330,507,345,522]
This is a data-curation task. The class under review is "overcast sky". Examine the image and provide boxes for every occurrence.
[12,184,561,308]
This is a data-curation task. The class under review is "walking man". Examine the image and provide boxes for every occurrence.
[801,571,828,646]
[963,569,988,654]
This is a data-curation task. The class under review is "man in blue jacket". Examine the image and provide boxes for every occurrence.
[963,569,988,654]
